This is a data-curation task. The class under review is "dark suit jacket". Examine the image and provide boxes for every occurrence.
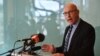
[56,19,95,56]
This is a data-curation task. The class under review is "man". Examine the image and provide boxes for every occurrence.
[42,3,95,56]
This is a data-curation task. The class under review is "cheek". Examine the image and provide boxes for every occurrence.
[71,15,77,21]
[64,16,68,21]
[64,15,68,19]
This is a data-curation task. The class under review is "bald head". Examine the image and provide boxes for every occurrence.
[64,3,79,12]
[63,3,80,25]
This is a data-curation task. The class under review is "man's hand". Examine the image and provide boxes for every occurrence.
[51,53,64,56]
[41,44,55,53]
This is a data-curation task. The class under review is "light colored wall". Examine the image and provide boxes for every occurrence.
[0,0,100,56]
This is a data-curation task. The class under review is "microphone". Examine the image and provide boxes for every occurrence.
[29,46,41,51]
[20,38,31,41]
[28,33,45,45]
[16,38,31,42]
[31,33,45,42]
[17,33,45,45]
[27,46,41,55]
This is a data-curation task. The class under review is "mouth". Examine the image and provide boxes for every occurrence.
[67,18,74,24]
[67,18,72,21]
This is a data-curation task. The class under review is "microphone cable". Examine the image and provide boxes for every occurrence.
[13,40,19,56]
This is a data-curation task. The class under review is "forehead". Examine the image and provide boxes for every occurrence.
[64,3,78,12]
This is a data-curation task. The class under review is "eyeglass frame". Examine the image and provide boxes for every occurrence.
[63,10,78,15]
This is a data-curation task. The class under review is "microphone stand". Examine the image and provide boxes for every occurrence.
[28,43,36,55]
[20,40,37,55]
[28,41,41,56]
[22,40,28,52]
[0,46,23,56]
[18,40,29,54]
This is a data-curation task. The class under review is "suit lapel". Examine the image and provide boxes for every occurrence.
[62,26,70,46]
[64,26,70,38]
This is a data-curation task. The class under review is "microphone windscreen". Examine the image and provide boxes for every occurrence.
[38,33,45,42]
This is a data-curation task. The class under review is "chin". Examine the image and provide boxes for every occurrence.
[68,22,74,25]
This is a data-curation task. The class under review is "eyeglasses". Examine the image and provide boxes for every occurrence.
[63,10,77,15]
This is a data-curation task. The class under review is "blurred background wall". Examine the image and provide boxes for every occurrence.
[0,0,100,56]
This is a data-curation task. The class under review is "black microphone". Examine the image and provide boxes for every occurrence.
[16,38,31,42]
[27,46,41,55]
[17,33,45,44]
[34,33,45,42]
[28,33,45,45]
[21,38,31,41]
[29,46,41,51]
